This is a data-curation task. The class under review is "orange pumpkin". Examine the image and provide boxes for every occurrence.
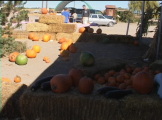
[2,77,12,82]
[133,40,139,46]
[9,52,20,62]
[45,58,51,63]
[78,76,94,94]
[66,39,72,46]
[42,34,51,42]
[96,28,102,34]
[118,83,127,89]
[41,8,48,14]
[43,56,49,61]
[58,38,67,44]
[60,42,69,50]
[68,43,77,53]
[28,33,35,40]
[88,28,94,33]
[60,50,70,57]
[97,76,106,84]
[107,77,117,87]
[94,73,102,81]
[14,75,21,83]
[50,74,72,93]
[79,27,86,33]
[32,45,41,53]
[32,36,39,41]
[132,71,154,94]
[26,49,37,58]
[68,68,84,87]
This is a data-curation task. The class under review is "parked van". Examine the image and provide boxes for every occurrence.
[67,7,103,23]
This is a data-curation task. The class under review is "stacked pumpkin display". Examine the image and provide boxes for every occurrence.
[93,64,158,94]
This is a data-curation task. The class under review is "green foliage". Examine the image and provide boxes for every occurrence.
[0,37,27,57]
[117,11,138,23]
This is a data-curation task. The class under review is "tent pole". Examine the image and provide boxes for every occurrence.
[139,1,145,42]
[156,2,162,60]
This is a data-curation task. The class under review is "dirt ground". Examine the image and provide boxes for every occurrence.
[2,22,155,86]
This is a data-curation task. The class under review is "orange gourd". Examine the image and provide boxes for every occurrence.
[68,68,84,87]
[28,33,35,40]
[132,71,154,94]
[68,43,77,53]
[60,42,69,50]
[32,36,39,41]
[42,34,51,42]
[2,77,12,82]
[58,38,67,44]
[96,28,102,34]
[43,56,49,61]
[14,75,21,83]
[78,76,94,94]
[9,52,20,62]
[32,45,41,53]
[50,74,72,93]
[45,59,51,63]
[88,28,94,33]
[41,8,48,14]
[66,39,72,46]
[26,49,37,58]
[79,27,86,33]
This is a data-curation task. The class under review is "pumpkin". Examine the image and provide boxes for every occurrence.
[26,49,37,58]
[28,33,35,39]
[116,74,125,83]
[32,45,41,53]
[15,54,28,65]
[78,76,94,94]
[14,75,21,83]
[9,52,20,62]
[107,77,117,87]
[132,67,143,75]
[118,83,127,89]
[108,70,116,76]
[88,28,94,33]
[60,42,69,50]
[96,28,102,34]
[79,27,86,33]
[58,38,67,44]
[42,34,51,42]
[132,71,154,94]
[43,56,49,61]
[133,40,139,46]
[68,43,77,53]
[41,8,48,14]
[32,36,39,41]
[2,77,11,82]
[50,74,72,93]
[97,76,106,84]
[80,51,95,67]
[45,59,51,63]
[60,50,70,57]
[66,39,72,46]
[68,68,84,86]
[94,73,102,81]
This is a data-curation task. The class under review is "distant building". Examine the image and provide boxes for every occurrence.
[105,5,116,17]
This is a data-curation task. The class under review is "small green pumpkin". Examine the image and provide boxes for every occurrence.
[80,51,95,67]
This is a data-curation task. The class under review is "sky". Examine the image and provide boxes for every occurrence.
[24,1,129,11]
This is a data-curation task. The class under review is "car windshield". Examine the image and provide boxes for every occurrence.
[104,16,114,19]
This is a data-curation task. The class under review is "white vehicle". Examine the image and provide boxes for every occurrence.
[89,14,116,27]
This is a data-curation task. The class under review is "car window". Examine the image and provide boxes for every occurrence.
[98,15,105,19]
[92,15,97,18]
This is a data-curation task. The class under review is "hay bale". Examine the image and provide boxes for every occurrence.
[26,23,48,32]
[0,81,27,119]
[20,85,162,120]
[29,32,56,40]
[39,14,65,24]
[48,23,77,33]
[56,33,73,41]
[12,30,29,39]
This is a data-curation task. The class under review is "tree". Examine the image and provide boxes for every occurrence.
[0,1,28,57]
[129,1,159,14]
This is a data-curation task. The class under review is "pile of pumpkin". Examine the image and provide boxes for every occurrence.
[31,64,162,95]
[58,37,78,58]
[79,26,102,34]
[93,64,161,94]
[28,33,52,42]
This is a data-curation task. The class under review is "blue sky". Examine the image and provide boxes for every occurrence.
[24,1,129,10]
